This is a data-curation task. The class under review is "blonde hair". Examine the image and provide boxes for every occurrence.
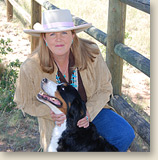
[36,32,99,74]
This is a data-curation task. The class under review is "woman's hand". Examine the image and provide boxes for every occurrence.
[50,111,66,126]
[77,111,90,128]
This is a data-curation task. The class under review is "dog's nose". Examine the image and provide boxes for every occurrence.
[42,78,48,83]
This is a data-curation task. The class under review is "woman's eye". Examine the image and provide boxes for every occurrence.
[50,33,55,36]
[62,32,67,34]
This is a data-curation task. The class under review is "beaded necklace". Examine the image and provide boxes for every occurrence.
[55,61,69,79]
[56,68,78,90]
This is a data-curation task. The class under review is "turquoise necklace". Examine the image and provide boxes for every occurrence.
[56,68,78,90]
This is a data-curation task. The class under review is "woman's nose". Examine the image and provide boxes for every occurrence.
[56,33,62,41]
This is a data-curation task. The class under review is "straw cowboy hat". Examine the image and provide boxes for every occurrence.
[24,9,92,37]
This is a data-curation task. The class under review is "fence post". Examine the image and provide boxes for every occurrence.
[6,0,13,21]
[106,0,126,95]
[31,0,41,52]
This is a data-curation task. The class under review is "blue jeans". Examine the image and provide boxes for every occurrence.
[92,108,135,152]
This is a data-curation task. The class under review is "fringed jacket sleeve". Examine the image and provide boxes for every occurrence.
[14,56,52,120]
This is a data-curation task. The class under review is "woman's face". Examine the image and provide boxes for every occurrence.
[44,31,74,58]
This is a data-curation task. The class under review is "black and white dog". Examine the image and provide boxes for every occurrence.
[37,78,118,152]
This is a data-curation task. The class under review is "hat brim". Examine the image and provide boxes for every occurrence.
[24,23,92,37]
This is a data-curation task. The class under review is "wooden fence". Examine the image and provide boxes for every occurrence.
[6,0,150,151]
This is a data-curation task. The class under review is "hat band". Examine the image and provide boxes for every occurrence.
[43,22,74,29]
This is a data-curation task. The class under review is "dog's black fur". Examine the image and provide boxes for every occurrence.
[56,83,118,152]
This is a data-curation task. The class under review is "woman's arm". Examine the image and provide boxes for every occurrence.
[86,53,113,121]
[14,60,52,120]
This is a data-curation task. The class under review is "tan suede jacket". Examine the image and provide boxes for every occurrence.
[14,51,113,152]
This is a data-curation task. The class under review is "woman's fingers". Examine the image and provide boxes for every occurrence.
[50,111,66,126]
[77,111,90,128]
[51,111,90,128]
[77,116,89,128]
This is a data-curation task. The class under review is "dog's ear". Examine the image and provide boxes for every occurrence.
[67,97,86,128]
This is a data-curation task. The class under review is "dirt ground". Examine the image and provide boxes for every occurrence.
[0,109,40,152]
[0,1,150,152]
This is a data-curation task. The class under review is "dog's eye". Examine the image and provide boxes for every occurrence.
[61,86,65,91]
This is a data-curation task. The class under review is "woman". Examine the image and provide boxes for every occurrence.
[14,9,135,152]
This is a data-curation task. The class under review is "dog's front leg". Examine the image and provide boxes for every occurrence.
[48,121,66,152]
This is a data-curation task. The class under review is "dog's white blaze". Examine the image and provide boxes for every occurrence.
[42,80,58,97]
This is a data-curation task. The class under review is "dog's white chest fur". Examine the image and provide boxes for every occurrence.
[48,120,66,152]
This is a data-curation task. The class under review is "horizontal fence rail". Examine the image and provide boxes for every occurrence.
[119,0,150,14]
[114,43,150,77]
[74,19,108,46]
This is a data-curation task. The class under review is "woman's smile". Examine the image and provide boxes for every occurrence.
[55,44,64,47]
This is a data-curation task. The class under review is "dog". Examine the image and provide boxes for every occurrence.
[36,78,118,152]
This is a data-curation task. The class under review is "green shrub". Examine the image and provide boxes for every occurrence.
[0,38,13,55]
[0,38,21,113]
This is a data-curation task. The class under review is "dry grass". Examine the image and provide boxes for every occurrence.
[125,6,150,57]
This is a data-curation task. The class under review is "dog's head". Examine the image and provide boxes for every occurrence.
[37,78,86,126]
